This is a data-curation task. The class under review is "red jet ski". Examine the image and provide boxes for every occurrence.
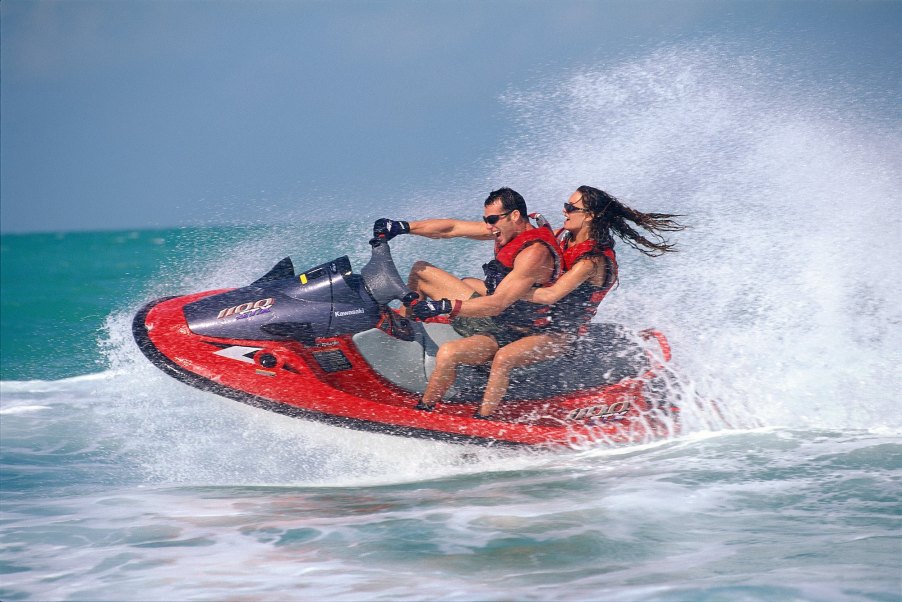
[133,238,678,447]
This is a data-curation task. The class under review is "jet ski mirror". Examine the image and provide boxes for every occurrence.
[361,238,420,307]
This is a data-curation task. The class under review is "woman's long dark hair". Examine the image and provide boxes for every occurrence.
[577,185,684,256]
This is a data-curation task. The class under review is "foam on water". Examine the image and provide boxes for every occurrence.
[2,367,899,598]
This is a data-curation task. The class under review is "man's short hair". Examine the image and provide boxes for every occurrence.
[485,187,528,218]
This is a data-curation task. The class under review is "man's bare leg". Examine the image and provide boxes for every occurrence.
[420,334,498,408]
[403,261,486,315]
[408,261,486,302]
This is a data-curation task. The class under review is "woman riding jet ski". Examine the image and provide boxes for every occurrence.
[133,222,679,447]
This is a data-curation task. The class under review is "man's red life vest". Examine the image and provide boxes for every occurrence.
[494,225,561,271]
[482,224,562,329]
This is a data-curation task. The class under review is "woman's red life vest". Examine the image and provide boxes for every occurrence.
[482,224,562,329]
[550,229,618,336]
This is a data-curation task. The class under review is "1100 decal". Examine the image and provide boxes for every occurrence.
[217,298,275,320]
[566,400,630,422]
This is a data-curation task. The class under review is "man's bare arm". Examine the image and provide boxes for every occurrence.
[408,218,493,240]
[456,244,554,317]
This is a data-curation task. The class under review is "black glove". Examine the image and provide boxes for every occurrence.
[410,297,453,321]
[373,218,410,241]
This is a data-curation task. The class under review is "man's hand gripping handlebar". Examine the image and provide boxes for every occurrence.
[373,218,410,242]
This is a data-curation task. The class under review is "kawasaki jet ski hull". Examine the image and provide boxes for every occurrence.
[132,241,678,447]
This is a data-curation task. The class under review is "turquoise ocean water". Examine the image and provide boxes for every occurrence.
[3,47,901,600]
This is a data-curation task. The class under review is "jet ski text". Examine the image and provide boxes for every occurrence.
[567,400,630,421]
[217,298,275,320]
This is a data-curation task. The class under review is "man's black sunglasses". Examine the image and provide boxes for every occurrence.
[563,202,589,214]
[483,211,512,225]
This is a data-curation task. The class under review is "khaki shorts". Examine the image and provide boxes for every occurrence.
[451,293,535,348]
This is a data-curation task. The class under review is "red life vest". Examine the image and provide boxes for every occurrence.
[560,236,617,278]
[551,230,618,336]
[494,225,561,272]
[482,224,562,329]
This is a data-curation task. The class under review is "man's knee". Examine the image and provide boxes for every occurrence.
[410,260,435,279]
[435,340,466,364]
[436,336,496,366]
[408,260,437,289]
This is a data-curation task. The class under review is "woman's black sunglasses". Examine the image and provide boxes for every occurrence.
[483,211,512,225]
[563,202,589,214]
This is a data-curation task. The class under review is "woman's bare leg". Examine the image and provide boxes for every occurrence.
[421,334,498,407]
[475,333,570,417]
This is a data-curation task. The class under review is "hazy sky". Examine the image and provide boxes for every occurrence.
[1,0,899,233]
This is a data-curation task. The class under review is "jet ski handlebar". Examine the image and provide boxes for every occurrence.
[361,238,420,307]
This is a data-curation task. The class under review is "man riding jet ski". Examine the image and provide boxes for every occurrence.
[374,185,684,421]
